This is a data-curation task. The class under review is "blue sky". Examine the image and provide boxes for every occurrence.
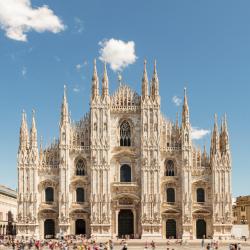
[0,0,249,196]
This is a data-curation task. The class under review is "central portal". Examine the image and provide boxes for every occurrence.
[118,209,134,238]
[75,219,86,235]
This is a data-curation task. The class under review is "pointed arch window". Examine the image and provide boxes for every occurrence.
[76,159,86,176]
[120,121,131,146]
[76,188,85,203]
[120,164,131,182]
[165,160,175,176]
[197,188,205,202]
[45,187,54,203]
[166,188,175,203]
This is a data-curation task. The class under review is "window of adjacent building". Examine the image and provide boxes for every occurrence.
[120,164,131,182]
[76,188,85,203]
[166,188,175,203]
[76,159,86,176]
[0,212,2,220]
[45,187,54,202]
[241,206,246,212]
[165,160,175,176]
[120,121,131,146]
[197,188,205,202]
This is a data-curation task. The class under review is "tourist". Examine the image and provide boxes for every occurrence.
[151,240,155,250]
[122,241,128,250]
[201,237,205,249]
[109,240,114,250]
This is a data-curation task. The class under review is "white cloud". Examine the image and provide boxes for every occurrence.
[172,95,182,106]
[75,60,87,72]
[73,87,80,93]
[74,17,84,33]
[76,64,82,71]
[0,0,65,42]
[191,127,210,140]
[99,38,137,71]
[21,66,27,76]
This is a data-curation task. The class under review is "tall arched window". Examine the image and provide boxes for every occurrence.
[120,164,131,182]
[120,121,131,146]
[166,188,175,202]
[165,160,175,176]
[45,187,54,202]
[197,188,205,202]
[76,188,85,203]
[76,159,86,176]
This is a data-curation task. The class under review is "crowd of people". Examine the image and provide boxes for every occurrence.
[0,235,247,250]
[0,235,115,250]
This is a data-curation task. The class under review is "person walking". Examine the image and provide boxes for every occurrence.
[201,237,205,249]
[151,241,155,250]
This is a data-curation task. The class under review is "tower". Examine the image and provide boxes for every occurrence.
[141,61,162,238]
[59,85,71,235]
[90,61,112,237]
[17,110,39,237]
[180,88,193,239]
[211,114,232,238]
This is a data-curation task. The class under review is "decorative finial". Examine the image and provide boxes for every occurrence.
[214,113,218,123]
[118,72,122,86]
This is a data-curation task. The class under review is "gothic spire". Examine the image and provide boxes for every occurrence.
[181,88,190,128]
[142,59,148,99]
[92,59,99,100]
[61,85,69,125]
[39,136,43,162]
[151,60,159,98]
[175,112,179,129]
[102,62,109,97]
[202,144,207,163]
[220,114,230,153]
[30,109,37,148]
[19,110,29,150]
[210,114,220,156]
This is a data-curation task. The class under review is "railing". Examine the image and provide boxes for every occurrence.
[69,145,90,151]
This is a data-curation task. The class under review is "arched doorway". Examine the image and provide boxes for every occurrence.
[166,219,177,239]
[75,219,86,235]
[118,209,134,237]
[44,219,55,239]
[196,219,206,239]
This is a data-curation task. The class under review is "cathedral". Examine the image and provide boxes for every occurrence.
[17,60,233,240]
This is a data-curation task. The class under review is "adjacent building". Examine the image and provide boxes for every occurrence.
[233,196,250,227]
[17,60,233,240]
[0,185,17,236]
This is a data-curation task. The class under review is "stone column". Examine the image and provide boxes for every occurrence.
[115,209,119,237]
